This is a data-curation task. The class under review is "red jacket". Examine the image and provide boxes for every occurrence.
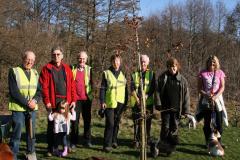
[39,62,77,108]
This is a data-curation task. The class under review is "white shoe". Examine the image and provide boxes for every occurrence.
[25,152,37,160]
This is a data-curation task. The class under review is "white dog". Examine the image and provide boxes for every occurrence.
[208,131,224,157]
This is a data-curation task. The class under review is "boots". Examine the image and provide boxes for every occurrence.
[62,146,68,157]
[53,148,61,157]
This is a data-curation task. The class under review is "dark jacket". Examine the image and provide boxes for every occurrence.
[155,71,190,117]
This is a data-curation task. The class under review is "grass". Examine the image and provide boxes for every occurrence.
[16,109,240,160]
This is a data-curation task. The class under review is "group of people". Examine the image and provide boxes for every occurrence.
[8,48,94,159]
[7,46,227,159]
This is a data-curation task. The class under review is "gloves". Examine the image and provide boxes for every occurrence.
[155,105,162,111]
[98,108,105,118]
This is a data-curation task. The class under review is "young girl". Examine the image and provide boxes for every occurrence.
[48,100,76,157]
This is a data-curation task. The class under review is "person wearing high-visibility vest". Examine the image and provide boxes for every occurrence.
[130,54,156,149]
[70,51,93,149]
[100,53,128,152]
[8,51,41,160]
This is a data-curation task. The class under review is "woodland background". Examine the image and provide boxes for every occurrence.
[0,0,240,115]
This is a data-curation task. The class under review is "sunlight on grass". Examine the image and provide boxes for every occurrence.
[16,109,240,160]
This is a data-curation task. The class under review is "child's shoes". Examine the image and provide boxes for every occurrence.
[53,148,61,157]
[62,146,68,157]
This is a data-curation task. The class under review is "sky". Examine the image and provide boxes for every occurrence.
[139,0,240,17]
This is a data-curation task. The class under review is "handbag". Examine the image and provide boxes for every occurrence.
[199,96,211,110]
[201,69,216,111]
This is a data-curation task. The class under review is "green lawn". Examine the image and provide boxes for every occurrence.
[17,110,240,160]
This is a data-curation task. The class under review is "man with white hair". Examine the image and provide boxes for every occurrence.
[70,51,93,148]
[130,54,156,148]
[8,51,41,160]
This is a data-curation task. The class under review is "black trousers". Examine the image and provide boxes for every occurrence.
[70,99,92,145]
[103,103,125,148]
[47,120,54,152]
[47,108,57,153]
[160,111,180,145]
[47,98,64,152]
[53,132,67,148]
[202,110,223,143]
[132,105,153,142]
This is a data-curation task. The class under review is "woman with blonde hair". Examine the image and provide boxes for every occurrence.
[196,55,227,148]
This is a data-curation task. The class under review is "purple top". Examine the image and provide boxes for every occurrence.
[199,69,225,94]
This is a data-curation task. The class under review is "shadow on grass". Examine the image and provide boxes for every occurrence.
[176,142,208,155]
[20,130,138,159]
[117,150,139,157]
[91,135,133,147]
[92,122,105,128]
[21,131,133,147]
[177,147,208,155]
[179,142,207,149]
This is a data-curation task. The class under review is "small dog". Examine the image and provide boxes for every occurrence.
[208,131,224,156]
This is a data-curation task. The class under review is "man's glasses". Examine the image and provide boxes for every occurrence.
[52,53,61,57]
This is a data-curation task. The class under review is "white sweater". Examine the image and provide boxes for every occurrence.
[48,111,76,134]
[214,94,228,126]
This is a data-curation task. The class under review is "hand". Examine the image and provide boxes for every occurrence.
[28,99,36,110]
[155,105,162,111]
[70,106,75,113]
[203,92,211,99]
[46,103,52,113]
[101,103,106,109]
[136,97,140,105]
[70,102,76,109]
[145,94,148,100]
[46,103,51,109]
[210,95,217,101]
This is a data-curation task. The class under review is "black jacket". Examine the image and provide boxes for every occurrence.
[155,71,190,116]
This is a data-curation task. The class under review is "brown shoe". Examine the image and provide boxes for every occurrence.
[46,152,52,157]
[112,143,118,149]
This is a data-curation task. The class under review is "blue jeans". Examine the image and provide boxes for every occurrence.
[9,111,36,159]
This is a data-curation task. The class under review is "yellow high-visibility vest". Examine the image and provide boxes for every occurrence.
[72,64,93,101]
[130,70,154,107]
[9,67,38,111]
[104,70,126,108]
